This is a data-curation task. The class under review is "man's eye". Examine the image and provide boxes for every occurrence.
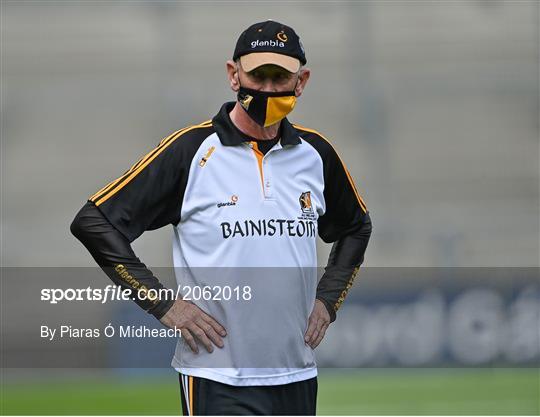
[251,71,264,79]
[274,74,285,80]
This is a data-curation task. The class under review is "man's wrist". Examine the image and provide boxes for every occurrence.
[316,296,336,323]
[148,297,175,320]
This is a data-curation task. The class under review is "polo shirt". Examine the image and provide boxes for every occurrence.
[90,101,368,386]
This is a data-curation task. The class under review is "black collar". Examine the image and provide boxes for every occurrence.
[212,102,301,147]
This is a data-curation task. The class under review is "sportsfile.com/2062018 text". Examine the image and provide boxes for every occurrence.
[40,285,252,304]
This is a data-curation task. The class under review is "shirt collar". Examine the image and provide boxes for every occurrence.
[212,101,301,147]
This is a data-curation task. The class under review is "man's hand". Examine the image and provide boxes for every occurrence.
[160,299,226,354]
[304,299,331,349]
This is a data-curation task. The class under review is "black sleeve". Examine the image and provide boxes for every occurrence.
[299,128,372,322]
[316,212,372,322]
[70,201,174,319]
[71,123,213,318]
[315,142,372,321]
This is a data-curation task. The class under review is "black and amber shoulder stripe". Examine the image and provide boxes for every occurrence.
[88,126,189,203]
[293,124,368,213]
[89,120,212,207]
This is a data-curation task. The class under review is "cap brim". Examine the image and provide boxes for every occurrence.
[240,52,301,73]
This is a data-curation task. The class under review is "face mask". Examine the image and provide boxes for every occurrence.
[237,86,297,127]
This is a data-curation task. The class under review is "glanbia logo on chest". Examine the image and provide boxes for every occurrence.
[217,195,239,208]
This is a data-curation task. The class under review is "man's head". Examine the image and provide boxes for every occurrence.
[233,20,307,74]
[226,20,310,127]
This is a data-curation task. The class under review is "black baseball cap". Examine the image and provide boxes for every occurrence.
[233,20,307,73]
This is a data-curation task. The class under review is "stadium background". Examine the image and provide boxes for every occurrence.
[1,1,539,415]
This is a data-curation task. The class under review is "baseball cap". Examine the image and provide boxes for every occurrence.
[233,20,307,73]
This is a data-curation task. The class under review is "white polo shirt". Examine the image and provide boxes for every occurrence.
[92,102,368,386]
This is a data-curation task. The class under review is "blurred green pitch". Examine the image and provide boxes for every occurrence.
[1,369,538,415]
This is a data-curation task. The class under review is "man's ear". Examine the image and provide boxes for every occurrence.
[295,67,311,97]
[226,60,240,92]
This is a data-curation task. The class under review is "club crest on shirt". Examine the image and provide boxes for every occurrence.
[298,191,316,220]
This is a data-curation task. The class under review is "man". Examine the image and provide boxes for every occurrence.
[71,20,371,415]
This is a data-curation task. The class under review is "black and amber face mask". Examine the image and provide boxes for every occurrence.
[237,86,297,127]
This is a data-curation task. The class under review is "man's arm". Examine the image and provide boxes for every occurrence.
[71,201,226,353]
[71,123,225,353]
[304,213,372,349]
[298,126,372,348]
[71,201,174,319]
[71,202,226,353]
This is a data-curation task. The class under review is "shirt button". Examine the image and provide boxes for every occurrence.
[265,181,271,188]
